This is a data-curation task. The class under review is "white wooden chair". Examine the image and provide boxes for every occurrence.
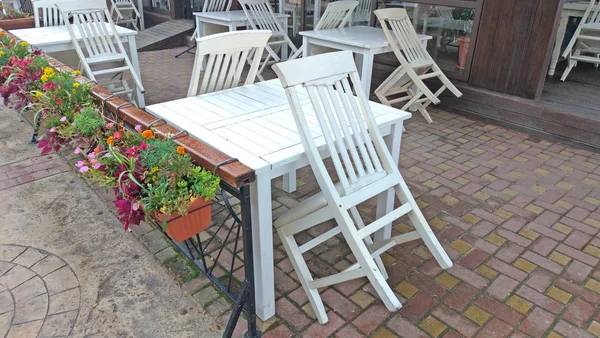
[272,51,453,324]
[57,0,145,107]
[187,30,272,97]
[352,0,372,25]
[110,0,141,31]
[239,0,302,81]
[188,0,232,43]
[561,0,600,81]
[374,8,462,123]
[32,0,65,27]
[314,0,358,30]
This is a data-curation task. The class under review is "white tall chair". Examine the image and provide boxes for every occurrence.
[561,0,600,81]
[272,51,453,324]
[32,0,65,27]
[57,0,145,107]
[374,8,462,123]
[239,0,302,81]
[189,0,232,43]
[110,0,142,31]
[314,0,358,30]
[187,30,272,97]
[352,0,372,25]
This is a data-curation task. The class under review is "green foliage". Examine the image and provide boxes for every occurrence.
[73,107,104,137]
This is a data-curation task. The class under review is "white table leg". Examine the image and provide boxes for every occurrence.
[374,122,403,242]
[549,12,569,76]
[314,0,321,30]
[250,173,275,320]
[359,49,374,96]
[282,170,296,192]
[138,0,145,30]
[282,18,289,60]
[303,36,310,56]
[127,35,145,108]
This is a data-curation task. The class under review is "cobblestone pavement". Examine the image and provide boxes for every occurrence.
[138,47,600,338]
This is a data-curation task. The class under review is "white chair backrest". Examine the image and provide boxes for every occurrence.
[188,30,271,97]
[238,0,285,34]
[31,0,66,27]
[203,0,231,12]
[435,6,453,20]
[375,8,429,65]
[57,0,126,60]
[583,0,600,24]
[353,0,371,24]
[273,51,391,197]
[315,0,358,30]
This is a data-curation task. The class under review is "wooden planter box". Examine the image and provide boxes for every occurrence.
[155,198,212,242]
[0,17,34,30]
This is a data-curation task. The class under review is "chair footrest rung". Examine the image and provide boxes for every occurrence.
[578,35,600,42]
[369,231,421,257]
[92,66,130,76]
[310,268,366,289]
[299,227,341,253]
[356,203,413,239]
[418,72,441,80]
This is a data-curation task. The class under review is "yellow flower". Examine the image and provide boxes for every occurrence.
[160,207,166,213]
[72,82,80,88]
[106,136,114,146]
[72,89,76,94]
[40,74,48,82]
[0,50,4,57]
[73,70,81,76]
[151,167,159,173]
[190,196,196,202]
[43,67,54,76]
[34,92,42,98]
[20,41,27,47]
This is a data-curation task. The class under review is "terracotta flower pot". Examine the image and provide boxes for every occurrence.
[457,35,471,71]
[0,17,34,30]
[155,198,212,242]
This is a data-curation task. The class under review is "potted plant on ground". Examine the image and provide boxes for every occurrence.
[0,2,34,30]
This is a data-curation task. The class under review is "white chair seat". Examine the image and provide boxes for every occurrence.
[87,53,126,65]
[275,185,342,228]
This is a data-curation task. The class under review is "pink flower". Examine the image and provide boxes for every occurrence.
[93,163,101,170]
[113,131,121,140]
[87,152,95,159]
[132,202,139,211]
[90,159,97,165]
[49,128,55,133]
[75,160,85,168]
[60,116,67,122]
[73,147,80,154]
[42,82,54,91]
[79,166,89,173]
[106,122,114,129]
[135,125,142,132]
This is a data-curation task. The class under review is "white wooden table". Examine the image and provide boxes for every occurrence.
[549,1,596,76]
[194,11,290,59]
[10,24,145,108]
[300,26,432,95]
[146,79,411,320]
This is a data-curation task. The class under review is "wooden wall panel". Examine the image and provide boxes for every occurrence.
[469,0,563,99]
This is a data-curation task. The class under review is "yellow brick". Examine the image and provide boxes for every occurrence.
[525,204,544,215]
[509,171,525,179]
[372,328,397,338]
[435,272,460,289]
[442,128,454,134]
[495,145,508,151]
[442,195,459,206]
[513,258,537,273]
[530,185,548,194]
[553,223,573,235]
[518,143,531,150]
[534,168,550,176]
[477,266,499,280]
[462,213,481,225]
[464,161,478,169]
[584,197,600,206]
[479,135,491,141]
[409,166,424,174]
[456,138,468,144]
[588,321,600,337]
[395,281,419,299]
[424,180,441,189]
[506,295,533,315]
[381,252,397,266]
[302,303,316,319]
[555,200,573,210]
[416,200,429,209]
[549,251,572,266]
[489,159,503,166]
[485,233,506,246]
[583,161,598,170]
[430,218,449,230]
[350,290,375,309]
[540,140,551,146]
[519,228,540,241]
[556,181,574,190]
[585,279,600,294]
[394,223,413,234]
[584,218,600,229]
[547,332,562,338]
[414,246,433,260]
[546,286,573,304]
[437,163,452,171]
[419,316,447,338]
[537,153,551,160]
[494,209,513,220]
[560,150,574,157]
[448,150,460,157]
[481,174,497,182]
[473,192,490,201]
[454,177,470,185]
[423,152,435,159]
[409,142,420,148]
[583,178,599,186]
[464,305,491,326]
[472,148,485,154]
[584,245,600,259]
[513,156,528,163]
[503,188,519,197]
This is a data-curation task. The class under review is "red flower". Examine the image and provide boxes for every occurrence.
[56,99,62,105]
[43,82,54,91]
[113,131,122,140]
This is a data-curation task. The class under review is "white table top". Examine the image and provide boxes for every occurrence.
[300,26,432,49]
[193,10,288,22]
[10,24,137,48]
[146,80,411,173]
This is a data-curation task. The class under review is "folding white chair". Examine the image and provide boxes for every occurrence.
[315,0,358,30]
[374,8,462,124]
[561,0,600,81]
[57,0,145,107]
[32,0,66,27]
[239,0,302,81]
[352,0,372,25]
[187,30,272,97]
[272,51,453,324]
[110,0,141,31]
[189,0,232,41]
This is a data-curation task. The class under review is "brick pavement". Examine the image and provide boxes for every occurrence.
[104,47,600,337]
